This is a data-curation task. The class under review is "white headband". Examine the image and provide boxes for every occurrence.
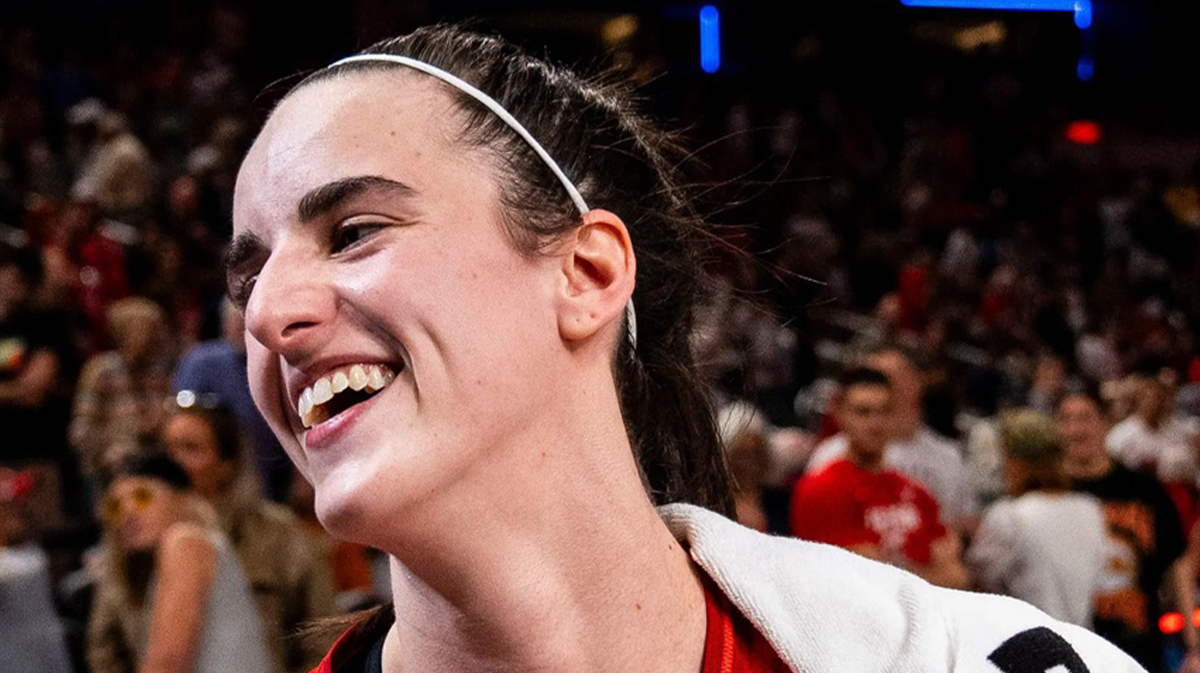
[328,53,638,350]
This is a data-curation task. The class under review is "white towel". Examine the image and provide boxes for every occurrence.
[659,503,1144,673]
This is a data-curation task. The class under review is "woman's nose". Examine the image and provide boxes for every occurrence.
[243,248,337,357]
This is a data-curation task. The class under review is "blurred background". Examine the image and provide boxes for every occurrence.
[3,1,1200,672]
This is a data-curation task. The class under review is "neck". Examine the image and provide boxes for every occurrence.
[1064,449,1112,480]
[848,445,885,473]
[1139,410,1166,430]
[377,366,707,673]
[894,412,922,441]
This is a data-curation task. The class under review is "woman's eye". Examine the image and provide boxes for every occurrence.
[230,274,257,310]
[332,223,384,252]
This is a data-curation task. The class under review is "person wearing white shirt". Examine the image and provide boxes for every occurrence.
[1106,374,1200,485]
[968,411,1108,627]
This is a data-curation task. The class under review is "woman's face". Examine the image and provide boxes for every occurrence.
[163,413,232,500]
[116,319,160,365]
[231,73,567,539]
[1055,396,1107,462]
[104,476,182,552]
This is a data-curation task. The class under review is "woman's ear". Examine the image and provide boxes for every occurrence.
[557,209,636,344]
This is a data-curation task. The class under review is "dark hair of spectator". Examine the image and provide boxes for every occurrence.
[838,366,892,393]
[106,452,192,492]
[290,24,733,516]
[172,404,249,464]
[861,342,919,370]
[1059,384,1108,418]
[0,242,44,287]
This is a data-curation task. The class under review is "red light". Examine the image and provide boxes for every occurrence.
[1161,612,1185,634]
[1066,120,1102,145]
[1192,609,1200,627]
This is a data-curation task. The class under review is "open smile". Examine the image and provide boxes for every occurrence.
[296,362,400,428]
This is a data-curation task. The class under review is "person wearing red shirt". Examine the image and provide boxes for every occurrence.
[792,367,968,588]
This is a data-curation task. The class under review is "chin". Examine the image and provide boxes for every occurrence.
[311,469,421,549]
[312,482,374,544]
[122,535,156,552]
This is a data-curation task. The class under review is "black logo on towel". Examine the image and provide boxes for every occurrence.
[988,627,1091,673]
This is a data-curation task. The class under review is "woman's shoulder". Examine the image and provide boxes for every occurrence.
[659,503,1145,673]
[160,522,219,561]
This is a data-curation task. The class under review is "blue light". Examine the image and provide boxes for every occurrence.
[700,5,720,74]
[1073,0,1092,29]
[1076,55,1094,81]
[901,0,1075,9]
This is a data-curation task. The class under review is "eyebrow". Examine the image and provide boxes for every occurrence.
[297,175,417,222]
[223,175,417,303]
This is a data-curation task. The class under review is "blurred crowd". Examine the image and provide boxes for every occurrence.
[5,4,1200,673]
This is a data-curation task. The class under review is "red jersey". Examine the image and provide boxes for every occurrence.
[312,575,787,673]
[790,458,946,565]
[701,575,789,673]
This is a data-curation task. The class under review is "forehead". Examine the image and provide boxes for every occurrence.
[109,475,163,495]
[235,72,478,231]
[1061,396,1100,416]
[867,352,914,379]
[844,385,891,406]
[167,412,214,434]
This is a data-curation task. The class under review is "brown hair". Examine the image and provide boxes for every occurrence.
[290,24,733,516]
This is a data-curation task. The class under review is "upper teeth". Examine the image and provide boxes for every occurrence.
[298,363,396,429]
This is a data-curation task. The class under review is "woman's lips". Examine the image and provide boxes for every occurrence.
[302,380,390,451]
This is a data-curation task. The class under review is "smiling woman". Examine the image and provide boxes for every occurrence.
[231,23,1146,673]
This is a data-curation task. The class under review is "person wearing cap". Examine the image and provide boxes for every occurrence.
[967,410,1108,627]
[161,402,338,672]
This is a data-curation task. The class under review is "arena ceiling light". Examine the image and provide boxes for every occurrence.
[899,0,1092,29]
[699,5,720,74]
[901,0,1095,79]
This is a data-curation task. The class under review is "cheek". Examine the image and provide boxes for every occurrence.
[354,239,555,403]
[246,340,311,475]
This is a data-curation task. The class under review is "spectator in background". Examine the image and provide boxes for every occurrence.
[967,410,1107,628]
[806,346,978,530]
[792,367,968,588]
[0,468,72,673]
[70,298,173,485]
[716,400,770,532]
[1059,390,1184,671]
[0,243,80,524]
[72,110,155,223]
[161,402,338,672]
[1107,370,1200,517]
[1171,521,1200,673]
[1026,352,1068,415]
[174,298,291,501]
[87,453,271,673]
[0,243,69,460]
[42,197,132,348]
